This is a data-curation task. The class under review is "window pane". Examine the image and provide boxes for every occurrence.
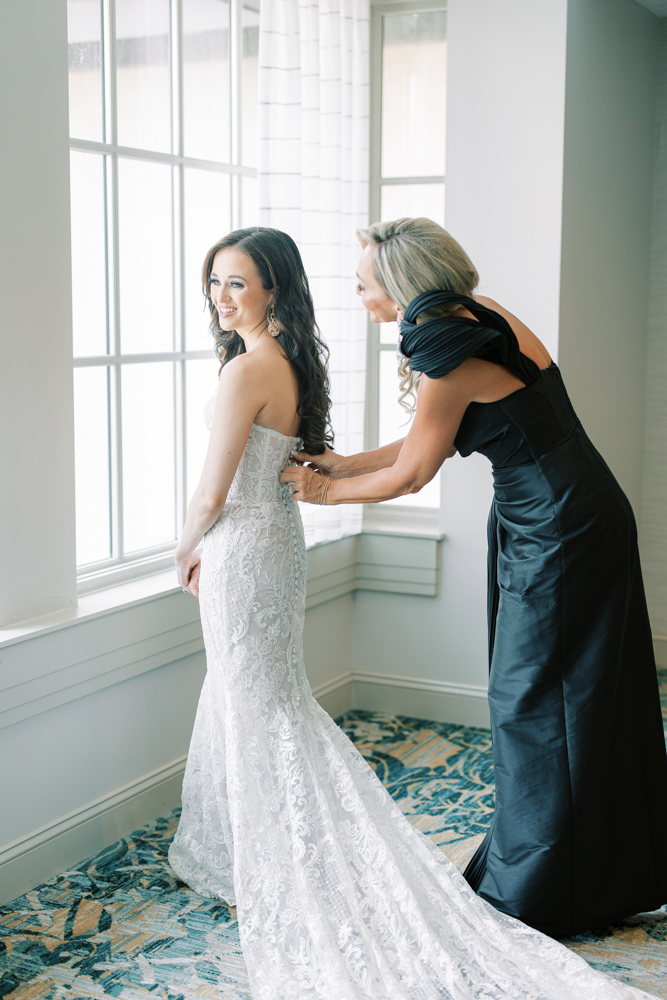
[380,320,398,345]
[241,175,259,227]
[379,351,440,508]
[116,0,172,153]
[67,0,104,141]
[380,183,445,226]
[183,0,230,162]
[74,367,111,564]
[381,10,446,179]
[186,358,220,502]
[184,168,231,350]
[70,151,108,356]
[122,362,176,552]
[118,157,174,353]
[242,3,260,166]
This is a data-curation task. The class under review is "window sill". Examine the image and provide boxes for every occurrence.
[362,503,441,539]
[0,521,445,730]
[3,509,446,650]
[0,569,183,650]
[77,550,178,596]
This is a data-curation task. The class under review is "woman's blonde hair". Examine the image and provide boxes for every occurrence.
[357,218,479,411]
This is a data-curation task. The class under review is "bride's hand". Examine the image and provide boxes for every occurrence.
[175,551,201,597]
[290,445,347,479]
[280,464,332,505]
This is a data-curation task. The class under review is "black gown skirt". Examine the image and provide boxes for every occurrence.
[400,292,667,939]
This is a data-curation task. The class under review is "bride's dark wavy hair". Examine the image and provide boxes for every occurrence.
[202,228,333,454]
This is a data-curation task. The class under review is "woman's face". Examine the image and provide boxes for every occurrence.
[356,244,400,323]
[209,248,273,336]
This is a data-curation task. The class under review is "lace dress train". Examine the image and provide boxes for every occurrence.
[168,419,657,1000]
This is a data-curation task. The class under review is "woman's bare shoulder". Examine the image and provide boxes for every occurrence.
[474,294,517,323]
[474,295,552,368]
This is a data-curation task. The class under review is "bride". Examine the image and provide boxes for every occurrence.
[169,226,656,1000]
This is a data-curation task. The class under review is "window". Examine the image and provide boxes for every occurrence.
[367,1,446,509]
[67,0,260,589]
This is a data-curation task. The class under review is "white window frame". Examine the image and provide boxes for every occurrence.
[365,0,446,529]
[70,0,258,593]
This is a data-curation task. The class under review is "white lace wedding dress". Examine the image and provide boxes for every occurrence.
[168,407,656,1000]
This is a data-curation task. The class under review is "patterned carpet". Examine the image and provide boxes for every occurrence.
[1,671,666,1000]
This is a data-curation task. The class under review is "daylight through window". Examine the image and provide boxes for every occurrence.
[368,1,446,509]
[67,0,260,587]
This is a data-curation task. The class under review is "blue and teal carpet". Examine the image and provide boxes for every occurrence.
[1,671,666,999]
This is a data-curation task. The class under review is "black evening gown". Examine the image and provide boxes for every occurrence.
[400,291,667,939]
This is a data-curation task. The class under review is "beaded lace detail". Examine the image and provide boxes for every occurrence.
[168,402,656,1000]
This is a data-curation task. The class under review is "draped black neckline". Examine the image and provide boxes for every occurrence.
[399,290,541,387]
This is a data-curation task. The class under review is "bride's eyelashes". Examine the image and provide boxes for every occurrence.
[208,277,245,290]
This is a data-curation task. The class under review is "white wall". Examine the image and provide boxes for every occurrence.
[641,18,667,637]
[353,457,492,727]
[0,0,77,626]
[445,0,569,360]
[0,653,207,850]
[559,0,658,513]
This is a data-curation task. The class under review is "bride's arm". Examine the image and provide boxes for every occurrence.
[175,357,266,595]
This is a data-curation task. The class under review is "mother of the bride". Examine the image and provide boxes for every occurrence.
[281,216,667,939]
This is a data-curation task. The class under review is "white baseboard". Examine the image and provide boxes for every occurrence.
[0,755,186,907]
[313,669,489,729]
[312,670,353,718]
[353,671,490,729]
[654,630,667,669]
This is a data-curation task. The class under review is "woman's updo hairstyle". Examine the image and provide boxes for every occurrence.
[356,218,479,411]
[202,227,333,454]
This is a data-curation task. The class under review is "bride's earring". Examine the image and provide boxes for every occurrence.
[267,304,280,338]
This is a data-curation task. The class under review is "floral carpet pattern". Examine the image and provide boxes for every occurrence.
[1,670,666,1000]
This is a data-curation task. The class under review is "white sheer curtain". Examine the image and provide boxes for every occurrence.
[258,0,370,547]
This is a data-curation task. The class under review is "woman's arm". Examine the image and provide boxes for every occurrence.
[295,439,405,478]
[282,364,473,504]
[175,357,267,595]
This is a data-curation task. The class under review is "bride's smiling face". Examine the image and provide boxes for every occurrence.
[355,244,400,323]
[209,247,274,336]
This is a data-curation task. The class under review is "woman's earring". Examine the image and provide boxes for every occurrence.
[267,304,280,338]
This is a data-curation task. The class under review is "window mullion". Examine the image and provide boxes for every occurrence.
[230,0,242,228]
[104,0,116,146]
[172,0,182,158]
[173,0,186,532]
[174,360,185,537]
[365,318,380,451]
[369,3,382,226]
[366,4,383,452]
[109,152,123,559]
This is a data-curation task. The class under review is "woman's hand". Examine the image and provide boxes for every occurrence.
[176,551,201,597]
[280,464,331,504]
[290,445,347,479]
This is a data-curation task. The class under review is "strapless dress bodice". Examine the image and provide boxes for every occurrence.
[203,394,300,506]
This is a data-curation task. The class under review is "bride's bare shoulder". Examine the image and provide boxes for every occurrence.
[221,348,274,380]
